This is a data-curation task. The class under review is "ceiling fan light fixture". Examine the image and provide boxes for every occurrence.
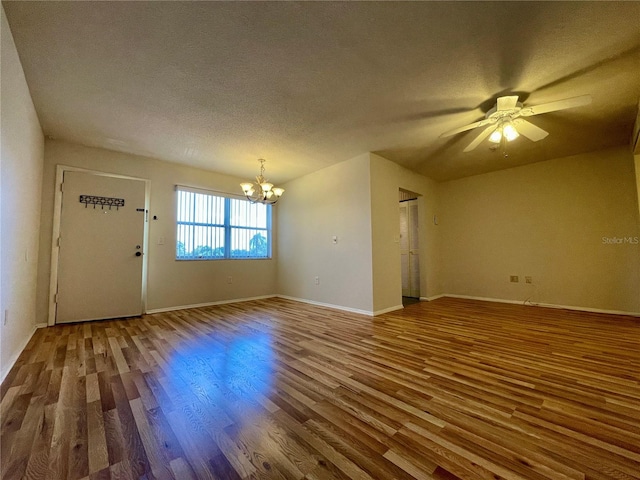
[442,94,591,153]
[489,121,519,144]
[489,128,502,143]
[503,123,519,142]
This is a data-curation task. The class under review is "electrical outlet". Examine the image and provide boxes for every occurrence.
[510,275,519,283]
[157,236,165,245]
[227,276,233,284]
[315,276,320,285]
[525,276,532,284]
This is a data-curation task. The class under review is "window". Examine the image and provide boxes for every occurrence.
[176,187,271,260]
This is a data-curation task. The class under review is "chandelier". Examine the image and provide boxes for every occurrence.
[240,159,284,204]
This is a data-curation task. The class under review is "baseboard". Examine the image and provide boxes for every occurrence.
[441,294,640,317]
[143,292,640,321]
[373,304,404,315]
[1,322,47,384]
[278,296,402,317]
[421,294,444,301]
[444,294,524,306]
[145,295,277,314]
[148,294,379,317]
[276,295,375,316]
[528,301,640,317]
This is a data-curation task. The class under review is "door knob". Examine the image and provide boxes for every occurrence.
[135,252,142,257]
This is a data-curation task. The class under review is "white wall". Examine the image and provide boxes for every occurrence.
[369,153,441,312]
[438,146,640,314]
[1,5,45,381]
[37,140,277,324]
[276,152,439,315]
[276,154,374,313]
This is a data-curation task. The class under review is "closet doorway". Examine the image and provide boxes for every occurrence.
[399,189,420,305]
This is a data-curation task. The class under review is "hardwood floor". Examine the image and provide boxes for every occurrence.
[1,297,639,480]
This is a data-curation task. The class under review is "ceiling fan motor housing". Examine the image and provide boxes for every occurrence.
[485,101,524,122]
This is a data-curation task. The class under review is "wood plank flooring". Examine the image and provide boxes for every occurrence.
[1,297,639,479]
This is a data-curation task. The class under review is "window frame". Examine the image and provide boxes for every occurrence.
[175,186,272,261]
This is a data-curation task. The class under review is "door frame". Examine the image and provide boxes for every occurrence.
[48,165,151,326]
[398,188,425,304]
[399,198,421,299]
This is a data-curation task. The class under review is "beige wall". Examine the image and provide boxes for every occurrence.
[276,152,439,314]
[439,146,640,314]
[1,5,45,380]
[37,140,277,324]
[369,153,441,312]
[635,154,640,220]
[276,154,374,313]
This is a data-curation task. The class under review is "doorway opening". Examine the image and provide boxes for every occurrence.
[399,188,421,307]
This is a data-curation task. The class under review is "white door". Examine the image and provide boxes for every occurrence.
[400,199,420,298]
[56,171,146,323]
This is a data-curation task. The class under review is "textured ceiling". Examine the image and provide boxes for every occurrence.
[3,1,639,182]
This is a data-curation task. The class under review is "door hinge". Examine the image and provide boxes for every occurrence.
[54,293,59,303]
[57,237,61,247]
[60,182,64,192]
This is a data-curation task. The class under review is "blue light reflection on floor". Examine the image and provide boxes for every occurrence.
[162,329,275,424]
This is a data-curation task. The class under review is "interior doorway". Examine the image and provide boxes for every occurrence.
[399,189,420,306]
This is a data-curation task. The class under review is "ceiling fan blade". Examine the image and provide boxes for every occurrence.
[521,95,592,116]
[515,119,549,142]
[463,126,496,152]
[440,118,492,138]
[497,96,519,111]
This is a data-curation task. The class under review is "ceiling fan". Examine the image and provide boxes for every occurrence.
[440,94,592,152]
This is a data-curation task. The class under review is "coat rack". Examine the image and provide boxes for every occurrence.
[79,195,125,210]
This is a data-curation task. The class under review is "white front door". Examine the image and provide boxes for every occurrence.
[56,171,146,323]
